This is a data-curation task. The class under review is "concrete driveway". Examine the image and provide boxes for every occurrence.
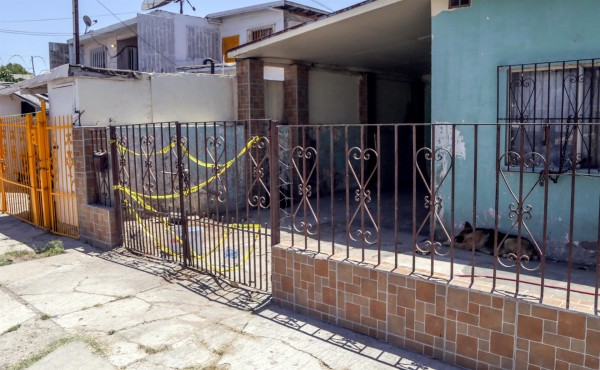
[0,214,456,369]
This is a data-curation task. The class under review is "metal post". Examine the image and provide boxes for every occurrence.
[269,120,280,246]
[36,101,52,230]
[73,0,80,65]
[175,122,190,267]
[109,126,123,245]
[25,114,40,226]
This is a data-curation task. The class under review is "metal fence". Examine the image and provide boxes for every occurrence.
[107,120,599,311]
[110,121,275,291]
[280,122,600,312]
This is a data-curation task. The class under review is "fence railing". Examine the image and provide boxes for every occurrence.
[103,120,599,312]
[279,122,600,313]
[91,128,113,207]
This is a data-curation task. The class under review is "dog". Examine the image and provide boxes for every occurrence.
[453,222,538,260]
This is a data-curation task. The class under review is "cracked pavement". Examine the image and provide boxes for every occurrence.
[0,214,456,369]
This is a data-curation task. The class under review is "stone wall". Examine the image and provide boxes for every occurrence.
[271,246,600,369]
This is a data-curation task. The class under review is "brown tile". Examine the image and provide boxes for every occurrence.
[388,314,405,336]
[416,280,436,303]
[504,299,516,324]
[570,338,586,353]
[586,354,600,369]
[470,291,492,307]
[586,329,600,356]
[543,333,570,348]
[447,287,469,311]
[455,355,477,369]
[478,351,501,367]
[369,299,386,321]
[425,314,444,337]
[490,331,514,358]
[361,278,378,299]
[456,334,478,359]
[457,311,479,326]
[338,263,353,283]
[397,286,416,309]
[517,315,543,342]
[346,302,360,323]
[557,311,586,340]
[515,349,528,370]
[554,360,569,370]
[480,306,503,331]
[415,331,434,346]
[529,341,556,369]
[281,275,294,293]
[322,287,336,306]
[314,258,328,277]
[556,348,584,366]
[531,305,557,321]
[492,297,504,309]
[517,338,528,351]
[544,320,557,334]
[446,320,457,341]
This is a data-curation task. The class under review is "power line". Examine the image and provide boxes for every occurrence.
[310,0,334,12]
[0,12,138,23]
[0,29,71,36]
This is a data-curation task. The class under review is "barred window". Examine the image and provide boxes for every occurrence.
[449,0,470,9]
[247,25,274,42]
[90,47,106,68]
[498,60,600,175]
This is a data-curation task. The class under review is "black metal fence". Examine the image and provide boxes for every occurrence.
[280,122,600,313]
[109,121,275,291]
[91,128,112,207]
[104,120,599,312]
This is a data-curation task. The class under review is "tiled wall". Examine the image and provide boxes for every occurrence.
[73,127,120,250]
[271,246,600,369]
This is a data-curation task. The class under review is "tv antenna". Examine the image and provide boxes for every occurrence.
[141,0,196,14]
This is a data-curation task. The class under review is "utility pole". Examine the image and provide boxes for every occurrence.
[31,56,35,76]
[73,0,80,64]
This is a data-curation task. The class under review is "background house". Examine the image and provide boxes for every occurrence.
[66,1,326,73]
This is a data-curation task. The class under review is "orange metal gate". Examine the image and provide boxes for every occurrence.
[0,103,79,238]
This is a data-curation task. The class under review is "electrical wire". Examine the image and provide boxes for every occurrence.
[0,12,137,23]
[0,29,71,36]
[309,0,334,12]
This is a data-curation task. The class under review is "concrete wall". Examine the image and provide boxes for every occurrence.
[272,247,600,369]
[47,73,236,126]
[81,31,137,70]
[0,95,22,116]
[309,70,360,124]
[431,0,600,263]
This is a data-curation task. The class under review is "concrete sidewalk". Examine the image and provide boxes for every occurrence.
[0,214,457,369]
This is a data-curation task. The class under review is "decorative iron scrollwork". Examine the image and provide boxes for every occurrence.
[347,147,379,245]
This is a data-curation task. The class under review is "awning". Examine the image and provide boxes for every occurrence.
[228,0,431,74]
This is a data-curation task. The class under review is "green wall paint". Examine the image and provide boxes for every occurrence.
[432,0,600,263]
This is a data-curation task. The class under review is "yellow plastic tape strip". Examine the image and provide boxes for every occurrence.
[114,136,260,201]
[111,140,176,156]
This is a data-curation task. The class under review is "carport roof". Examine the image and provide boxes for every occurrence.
[228,0,431,74]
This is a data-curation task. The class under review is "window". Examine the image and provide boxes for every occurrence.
[90,47,106,68]
[449,0,470,9]
[498,59,600,175]
[247,25,274,42]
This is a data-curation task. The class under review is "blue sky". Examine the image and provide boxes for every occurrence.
[0,0,360,74]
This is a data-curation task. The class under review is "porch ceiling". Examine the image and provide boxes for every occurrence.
[229,0,431,74]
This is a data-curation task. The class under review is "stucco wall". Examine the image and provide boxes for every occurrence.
[265,80,284,122]
[150,73,236,122]
[0,95,22,116]
[431,0,600,263]
[51,73,235,126]
[308,70,360,124]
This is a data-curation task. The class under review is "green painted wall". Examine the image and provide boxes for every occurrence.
[432,0,600,263]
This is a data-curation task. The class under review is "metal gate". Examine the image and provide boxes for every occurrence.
[0,104,79,238]
[111,121,277,291]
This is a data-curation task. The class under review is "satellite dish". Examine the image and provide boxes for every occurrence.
[83,15,97,33]
[141,0,175,11]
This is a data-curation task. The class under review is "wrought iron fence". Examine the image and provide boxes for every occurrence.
[280,122,600,313]
[110,121,275,291]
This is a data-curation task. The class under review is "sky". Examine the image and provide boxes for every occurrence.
[0,0,361,74]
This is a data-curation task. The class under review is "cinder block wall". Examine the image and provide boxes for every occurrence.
[271,246,600,369]
[73,127,120,249]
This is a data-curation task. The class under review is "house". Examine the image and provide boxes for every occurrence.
[0,82,47,115]
[227,1,600,368]
[67,1,326,73]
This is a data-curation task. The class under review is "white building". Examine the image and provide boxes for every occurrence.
[68,1,326,73]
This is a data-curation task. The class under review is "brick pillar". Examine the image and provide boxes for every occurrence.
[283,64,309,125]
[237,59,265,120]
[359,73,369,125]
[73,126,120,250]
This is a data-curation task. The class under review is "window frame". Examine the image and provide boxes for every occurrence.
[90,47,106,69]
[448,0,471,9]
[246,25,275,42]
[498,59,600,177]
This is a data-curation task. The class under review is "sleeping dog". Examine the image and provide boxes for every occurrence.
[454,222,538,260]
